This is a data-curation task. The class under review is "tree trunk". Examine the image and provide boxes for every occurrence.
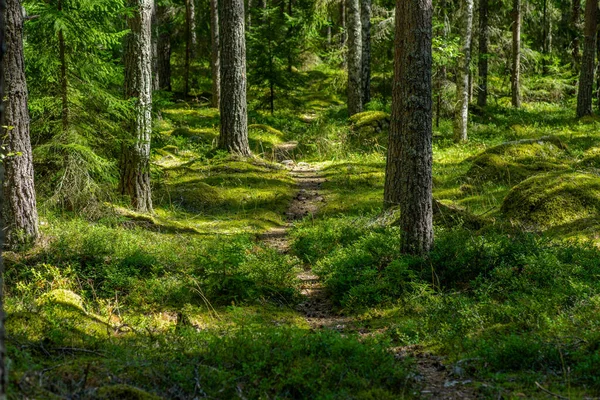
[157,6,172,91]
[361,0,371,105]
[247,0,252,28]
[211,0,220,108]
[576,0,596,118]
[572,0,581,71]
[477,0,488,107]
[184,0,196,96]
[384,0,434,255]
[58,0,69,131]
[1,0,39,248]
[454,0,473,142]
[121,0,154,212]
[346,0,362,116]
[1,2,11,396]
[219,0,251,156]
[511,0,521,108]
[340,2,346,46]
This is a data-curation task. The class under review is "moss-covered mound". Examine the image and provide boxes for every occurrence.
[501,171,600,230]
[160,181,222,212]
[97,385,162,400]
[349,111,389,136]
[465,136,569,186]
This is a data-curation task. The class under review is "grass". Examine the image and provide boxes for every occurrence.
[8,63,600,398]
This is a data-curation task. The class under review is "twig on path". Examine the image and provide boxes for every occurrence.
[535,382,569,400]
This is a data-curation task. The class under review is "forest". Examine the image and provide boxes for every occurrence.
[1,0,600,397]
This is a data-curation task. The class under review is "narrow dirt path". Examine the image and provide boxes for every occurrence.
[259,162,350,330]
[260,161,482,398]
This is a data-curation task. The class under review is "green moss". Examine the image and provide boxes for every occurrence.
[97,385,162,400]
[36,289,85,313]
[349,111,389,129]
[501,171,600,230]
[249,124,285,137]
[466,137,569,185]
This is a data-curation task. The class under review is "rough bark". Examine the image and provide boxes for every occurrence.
[346,0,362,116]
[184,0,197,95]
[511,0,521,108]
[2,0,39,248]
[121,0,154,212]
[156,5,172,91]
[219,0,251,156]
[384,0,434,255]
[454,0,473,142]
[576,0,596,118]
[477,0,488,107]
[211,0,220,108]
[0,0,8,395]
[572,0,581,71]
[361,0,371,105]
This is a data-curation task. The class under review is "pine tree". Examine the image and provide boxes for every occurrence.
[2,0,39,248]
[361,0,371,105]
[511,0,521,108]
[0,1,8,396]
[346,0,362,116]
[219,0,251,156]
[211,0,220,108]
[120,0,154,212]
[454,0,473,142]
[477,0,489,107]
[385,0,434,255]
[576,0,596,117]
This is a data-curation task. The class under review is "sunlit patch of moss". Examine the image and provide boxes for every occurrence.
[465,137,570,186]
[501,171,600,230]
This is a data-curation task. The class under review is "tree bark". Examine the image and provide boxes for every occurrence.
[361,0,371,105]
[0,0,9,395]
[184,0,197,95]
[1,0,39,248]
[340,2,346,46]
[346,0,362,116]
[572,0,581,71]
[576,0,596,118]
[211,0,220,108]
[384,0,434,255]
[121,0,154,212]
[157,5,172,91]
[454,0,473,142]
[219,0,251,156]
[511,0,521,108]
[477,0,489,107]
[151,3,159,90]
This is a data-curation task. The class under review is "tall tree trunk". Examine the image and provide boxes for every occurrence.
[247,0,252,28]
[572,0,582,71]
[121,0,154,212]
[58,0,68,131]
[576,0,596,118]
[511,0,521,108]
[477,0,489,107]
[346,0,362,116]
[340,2,346,46]
[157,5,172,91]
[0,1,11,395]
[184,0,196,95]
[384,0,433,255]
[219,0,251,156]
[211,0,220,108]
[596,27,600,110]
[2,0,39,248]
[361,0,371,105]
[542,0,552,74]
[454,0,473,142]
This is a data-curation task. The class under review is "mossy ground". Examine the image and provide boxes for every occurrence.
[8,66,600,398]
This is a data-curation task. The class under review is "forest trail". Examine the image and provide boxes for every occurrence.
[259,162,351,330]
[261,161,482,399]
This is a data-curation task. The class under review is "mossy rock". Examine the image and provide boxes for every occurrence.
[97,385,162,400]
[465,136,569,185]
[36,289,86,313]
[349,111,390,130]
[162,181,221,212]
[580,147,600,168]
[501,171,600,230]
